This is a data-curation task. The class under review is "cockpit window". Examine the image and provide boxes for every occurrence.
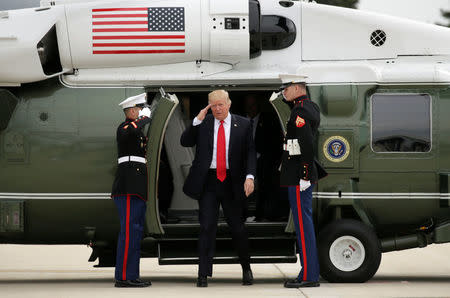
[0,89,18,131]
[371,94,431,153]
[261,15,296,50]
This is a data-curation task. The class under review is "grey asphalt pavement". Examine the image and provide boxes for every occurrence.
[0,243,449,297]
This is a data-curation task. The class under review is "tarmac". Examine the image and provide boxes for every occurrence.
[0,243,449,298]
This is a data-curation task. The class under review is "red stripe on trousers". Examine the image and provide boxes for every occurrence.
[122,195,131,280]
[296,185,308,281]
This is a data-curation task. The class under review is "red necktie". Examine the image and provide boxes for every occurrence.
[217,120,226,182]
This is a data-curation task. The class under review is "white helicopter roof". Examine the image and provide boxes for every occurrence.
[0,0,449,87]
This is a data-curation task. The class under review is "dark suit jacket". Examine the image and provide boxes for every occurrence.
[180,113,257,200]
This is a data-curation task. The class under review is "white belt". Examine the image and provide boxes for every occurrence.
[118,156,147,164]
[283,139,301,155]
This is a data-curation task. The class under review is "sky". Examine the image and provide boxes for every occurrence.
[0,0,449,25]
[358,0,449,24]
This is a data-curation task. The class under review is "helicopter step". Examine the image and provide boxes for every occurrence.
[157,222,297,265]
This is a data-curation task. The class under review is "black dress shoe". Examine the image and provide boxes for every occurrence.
[242,269,253,285]
[135,278,151,286]
[284,278,319,288]
[197,276,208,287]
[115,279,151,288]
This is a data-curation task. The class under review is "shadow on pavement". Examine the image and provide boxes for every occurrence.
[0,275,449,285]
[371,275,450,282]
[0,276,288,285]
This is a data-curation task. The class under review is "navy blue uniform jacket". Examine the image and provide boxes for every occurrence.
[280,96,327,185]
[180,114,257,200]
[111,116,151,201]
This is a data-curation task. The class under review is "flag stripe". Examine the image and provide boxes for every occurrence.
[92,35,185,40]
[92,7,186,55]
[93,42,185,47]
[93,21,149,25]
[93,28,149,32]
[92,8,148,12]
[92,14,148,18]
[93,50,185,54]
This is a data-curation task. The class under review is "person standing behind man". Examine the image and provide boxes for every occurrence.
[278,75,327,288]
[111,93,152,288]
[180,90,256,287]
[244,94,284,222]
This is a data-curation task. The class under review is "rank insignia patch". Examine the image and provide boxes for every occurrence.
[295,116,305,128]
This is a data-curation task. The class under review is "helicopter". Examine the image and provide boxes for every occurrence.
[0,0,449,283]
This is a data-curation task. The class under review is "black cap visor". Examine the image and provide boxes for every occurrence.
[279,83,290,91]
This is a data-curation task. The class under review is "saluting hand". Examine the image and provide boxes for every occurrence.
[139,107,151,118]
[196,104,211,121]
[244,178,254,197]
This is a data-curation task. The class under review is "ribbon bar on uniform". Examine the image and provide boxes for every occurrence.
[118,156,147,164]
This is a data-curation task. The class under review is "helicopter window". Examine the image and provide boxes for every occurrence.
[261,15,296,50]
[0,89,18,131]
[371,94,431,153]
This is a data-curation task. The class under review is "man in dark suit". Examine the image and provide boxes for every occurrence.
[180,90,256,287]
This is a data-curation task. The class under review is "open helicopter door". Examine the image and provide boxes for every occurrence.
[145,88,179,235]
[269,92,298,234]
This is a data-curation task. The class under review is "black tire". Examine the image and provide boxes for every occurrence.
[318,219,381,283]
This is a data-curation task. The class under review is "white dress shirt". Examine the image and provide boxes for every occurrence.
[193,113,254,180]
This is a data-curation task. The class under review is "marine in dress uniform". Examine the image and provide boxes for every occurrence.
[278,74,327,288]
[111,93,152,288]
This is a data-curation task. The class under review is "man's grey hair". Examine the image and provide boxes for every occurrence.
[208,89,232,104]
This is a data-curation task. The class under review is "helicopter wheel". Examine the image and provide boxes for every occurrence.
[318,219,382,283]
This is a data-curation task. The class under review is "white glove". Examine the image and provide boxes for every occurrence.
[269,91,281,102]
[139,107,151,118]
[299,179,311,191]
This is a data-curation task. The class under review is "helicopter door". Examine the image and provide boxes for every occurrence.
[358,92,438,228]
[145,88,179,235]
[269,92,297,233]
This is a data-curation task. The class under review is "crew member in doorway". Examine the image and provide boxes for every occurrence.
[111,93,152,288]
[180,90,256,287]
[244,93,284,222]
[279,75,327,288]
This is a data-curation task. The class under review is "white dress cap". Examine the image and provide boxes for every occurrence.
[118,93,147,109]
[279,74,308,89]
